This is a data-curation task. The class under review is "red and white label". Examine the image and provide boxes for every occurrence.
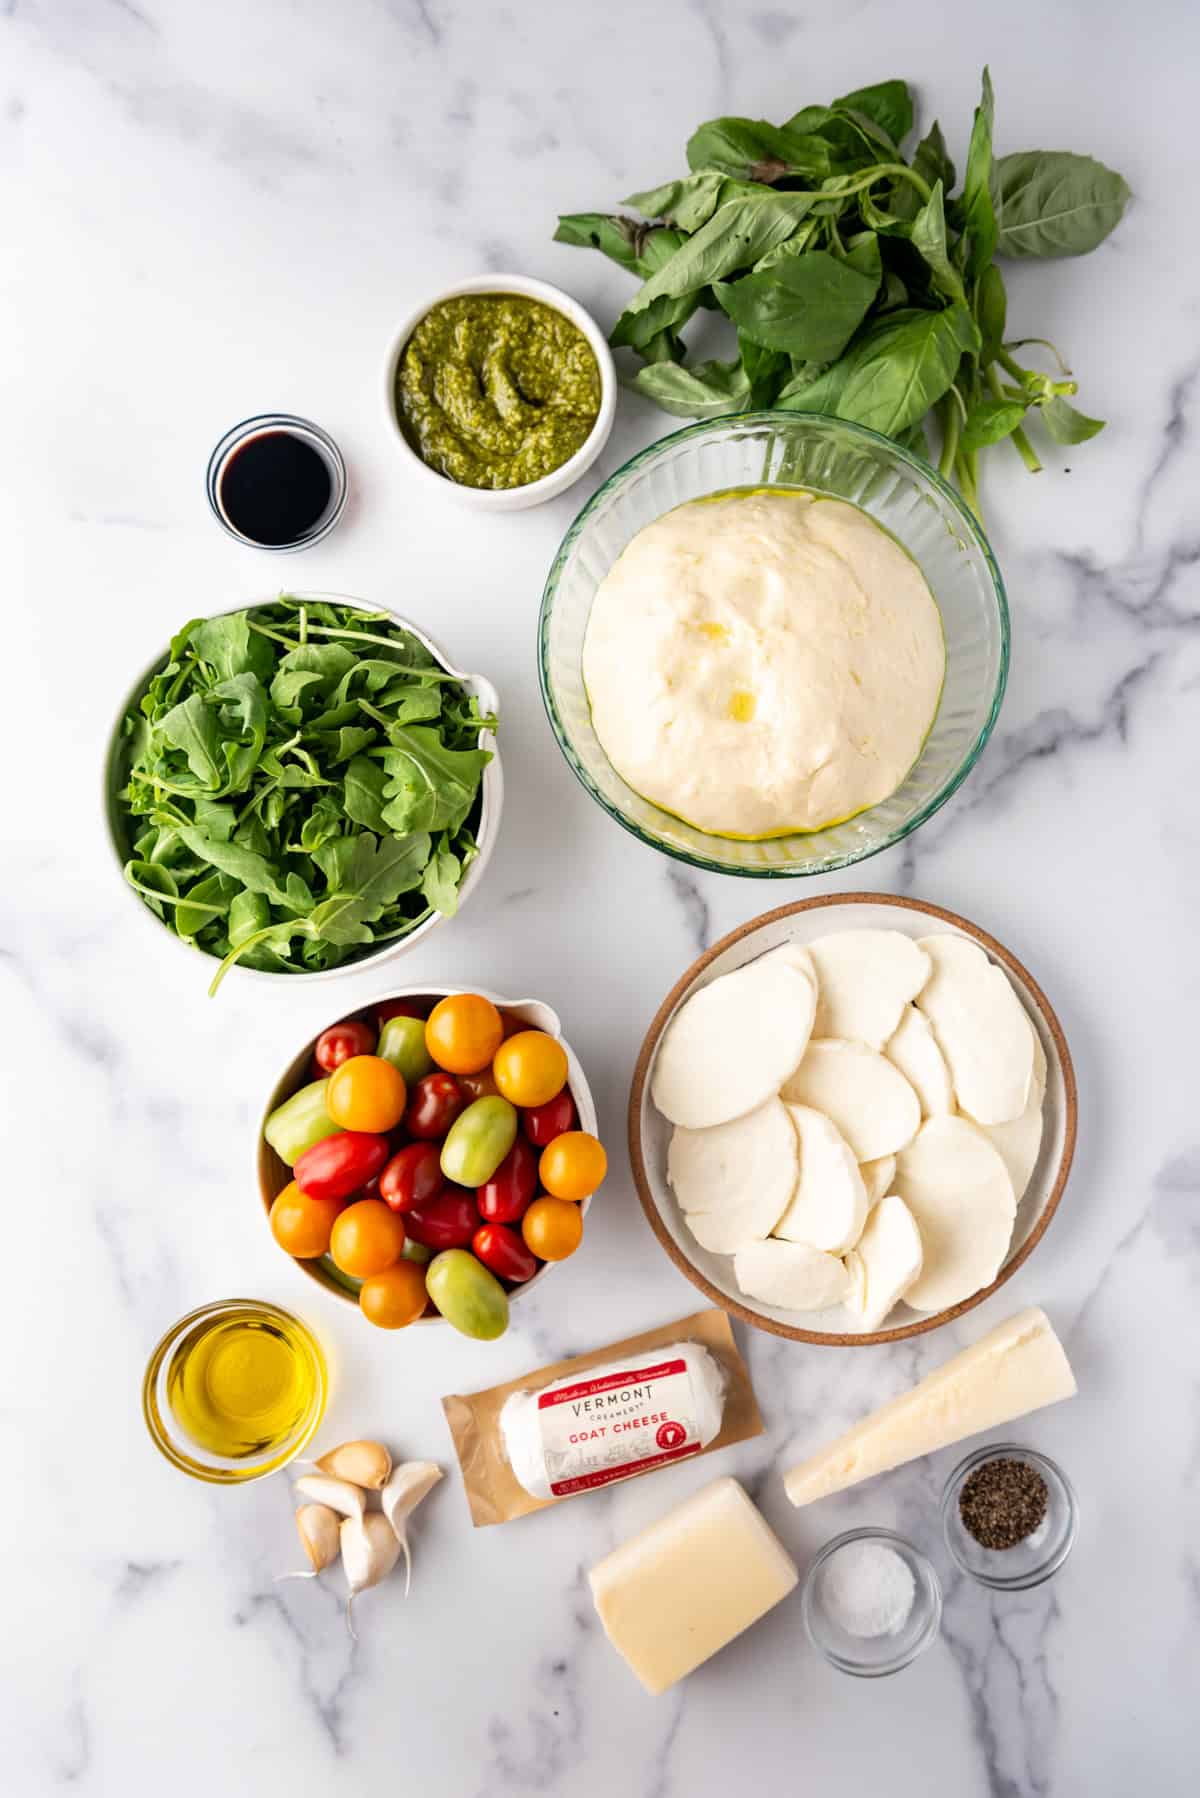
[534,1356,705,1496]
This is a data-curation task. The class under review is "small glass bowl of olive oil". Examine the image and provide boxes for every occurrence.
[143,1299,327,1483]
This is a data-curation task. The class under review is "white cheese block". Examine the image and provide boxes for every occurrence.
[783,1306,1076,1506]
[589,1476,799,1694]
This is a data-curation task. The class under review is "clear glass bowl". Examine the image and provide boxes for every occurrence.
[942,1443,1078,1590]
[802,1527,942,1676]
[143,1299,327,1483]
[539,412,1008,877]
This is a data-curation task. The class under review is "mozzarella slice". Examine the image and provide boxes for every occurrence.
[860,1155,896,1210]
[734,1239,850,1312]
[808,930,931,1048]
[892,1116,1016,1312]
[886,1004,954,1117]
[978,1031,1047,1203]
[774,1104,868,1254]
[653,961,815,1128]
[668,1098,798,1256]
[756,940,817,994]
[915,935,1035,1126]
[782,1039,920,1161]
[844,1194,924,1332]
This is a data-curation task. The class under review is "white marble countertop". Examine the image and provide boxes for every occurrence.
[5,2,1197,1792]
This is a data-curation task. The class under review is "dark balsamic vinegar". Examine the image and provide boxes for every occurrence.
[218,431,333,546]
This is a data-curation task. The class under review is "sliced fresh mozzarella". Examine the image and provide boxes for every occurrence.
[915,935,1035,1126]
[978,1031,1047,1203]
[774,1104,868,1254]
[668,1098,798,1256]
[844,1194,924,1332]
[756,939,817,994]
[808,930,931,1048]
[782,1039,921,1161]
[734,1239,850,1312]
[886,1004,954,1117]
[652,960,815,1128]
[892,1116,1016,1313]
[860,1155,896,1210]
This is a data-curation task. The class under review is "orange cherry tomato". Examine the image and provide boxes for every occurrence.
[326,1055,407,1133]
[269,1180,343,1259]
[492,1030,568,1109]
[539,1131,607,1202]
[425,993,504,1075]
[521,1195,584,1261]
[358,1260,428,1329]
[329,1198,406,1278]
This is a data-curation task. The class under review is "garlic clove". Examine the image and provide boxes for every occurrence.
[294,1473,365,1520]
[275,1502,342,1583]
[313,1439,392,1490]
[340,1511,402,1638]
[380,1461,443,1596]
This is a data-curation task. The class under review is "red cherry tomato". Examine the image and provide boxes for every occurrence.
[294,1131,389,1205]
[404,1187,480,1250]
[375,998,429,1026]
[458,1066,499,1102]
[477,1136,538,1224]
[472,1222,539,1284]
[404,1072,468,1141]
[521,1088,577,1147]
[313,1018,377,1075]
[379,1141,443,1214]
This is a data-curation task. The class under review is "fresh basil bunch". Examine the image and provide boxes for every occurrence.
[556,72,1130,512]
[115,598,493,993]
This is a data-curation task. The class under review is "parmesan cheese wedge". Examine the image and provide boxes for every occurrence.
[843,1194,924,1332]
[885,1004,954,1117]
[668,1098,797,1255]
[809,930,931,1048]
[915,934,1035,1126]
[978,1030,1047,1203]
[782,1039,921,1161]
[892,1116,1016,1312]
[860,1155,896,1210]
[653,960,815,1128]
[774,1104,868,1254]
[783,1306,1077,1506]
[734,1238,851,1311]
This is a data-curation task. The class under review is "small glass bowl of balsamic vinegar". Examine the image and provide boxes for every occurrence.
[143,1299,327,1482]
[206,413,347,551]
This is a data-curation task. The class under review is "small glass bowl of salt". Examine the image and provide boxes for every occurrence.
[801,1528,942,1676]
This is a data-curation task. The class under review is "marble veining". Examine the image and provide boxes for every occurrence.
[4,1,1198,1793]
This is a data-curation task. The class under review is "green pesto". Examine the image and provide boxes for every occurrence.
[396,295,601,489]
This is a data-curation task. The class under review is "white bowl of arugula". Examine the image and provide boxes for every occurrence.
[106,594,501,993]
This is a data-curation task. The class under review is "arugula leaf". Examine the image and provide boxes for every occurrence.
[832,80,913,145]
[189,613,275,682]
[961,68,998,277]
[421,835,463,916]
[157,693,223,789]
[379,729,491,835]
[714,248,880,360]
[343,754,390,832]
[993,151,1131,258]
[632,356,752,419]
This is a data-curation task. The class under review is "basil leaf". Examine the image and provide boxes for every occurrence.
[624,170,727,231]
[610,291,700,351]
[910,181,966,305]
[632,356,752,419]
[993,151,1132,258]
[685,117,832,181]
[976,264,1007,363]
[779,306,979,435]
[554,213,648,273]
[624,193,815,313]
[912,121,955,196]
[714,248,880,360]
[832,80,913,146]
[751,217,821,271]
[739,335,789,406]
[961,397,1028,451]
[961,68,998,277]
[1038,396,1106,443]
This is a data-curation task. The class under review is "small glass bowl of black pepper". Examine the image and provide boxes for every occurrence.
[942,1443,1078,1590]
[207,414,347,551]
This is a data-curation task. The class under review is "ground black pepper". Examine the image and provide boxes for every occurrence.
[958,1457,1049,1550]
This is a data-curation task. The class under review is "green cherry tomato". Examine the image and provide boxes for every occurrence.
[425,1249,509,1340]
[377,1014,435,1086]
[400,1237,433,1265]
[263,1078,342,1167]
[440,1095,518,1188]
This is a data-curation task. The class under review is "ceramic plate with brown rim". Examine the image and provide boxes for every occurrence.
[628,894,1076,1346]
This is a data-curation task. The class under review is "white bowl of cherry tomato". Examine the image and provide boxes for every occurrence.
[257,988,605,1339]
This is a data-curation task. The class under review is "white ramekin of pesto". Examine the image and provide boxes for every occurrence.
[384,274,616,511]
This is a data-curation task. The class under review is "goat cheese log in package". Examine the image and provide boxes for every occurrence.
[441,1309,764,1526]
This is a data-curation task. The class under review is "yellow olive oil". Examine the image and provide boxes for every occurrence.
[166,1304,317,1461]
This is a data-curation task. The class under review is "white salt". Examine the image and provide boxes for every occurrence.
[820,1540,915,1638]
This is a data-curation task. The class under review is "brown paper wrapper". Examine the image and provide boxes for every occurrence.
[442,1307,764,1527]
